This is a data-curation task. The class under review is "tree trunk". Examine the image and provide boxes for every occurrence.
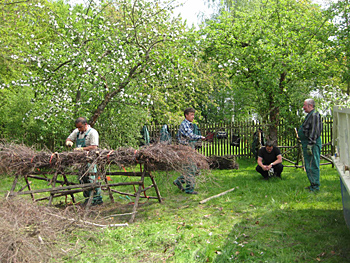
[88,54,149,127]
[268,71,287,144]
[269,105,279,145]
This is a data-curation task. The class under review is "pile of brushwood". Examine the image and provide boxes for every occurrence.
[208,155,239,170]
[0,142,209,176]
[0,197,123,262]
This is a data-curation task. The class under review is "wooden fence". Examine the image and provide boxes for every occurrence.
[148,118,334,158]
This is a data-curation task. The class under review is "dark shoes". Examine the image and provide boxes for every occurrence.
[80,198,103,207]
[173,180,198,194]
[305,186,320,192]
[92,200,104,206]
[173,180,184,192]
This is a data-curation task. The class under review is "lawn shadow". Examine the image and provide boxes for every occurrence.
[213,208,350,263]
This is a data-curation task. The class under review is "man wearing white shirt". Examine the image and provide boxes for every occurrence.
[66,117,103,205]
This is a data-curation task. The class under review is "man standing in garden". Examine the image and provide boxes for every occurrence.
[256,141,283,180]
[65,117,103,205]
[173,108,205,194]
[298,99,322,192]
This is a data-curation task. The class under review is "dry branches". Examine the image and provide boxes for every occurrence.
[0,198,109,263]
[208,155,239,170]
[0,142,209,176]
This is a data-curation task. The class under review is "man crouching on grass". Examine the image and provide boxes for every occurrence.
[256,140,283,180]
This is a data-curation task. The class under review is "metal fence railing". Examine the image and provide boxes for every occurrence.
[147,118,334,158]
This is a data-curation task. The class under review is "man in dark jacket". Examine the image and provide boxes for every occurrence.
[298,99,322,192]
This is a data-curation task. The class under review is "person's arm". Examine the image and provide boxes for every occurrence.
[66,129,78,147]
[257,156,269,171]
[65,139,74,147]
[269,147,282,167]
[81,145,98,151]
[181,121,204,141]
[271,154,282,166]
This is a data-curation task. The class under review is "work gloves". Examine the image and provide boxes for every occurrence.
[66,141,73,147]
[307,145,313,156]
[74,147,84,151]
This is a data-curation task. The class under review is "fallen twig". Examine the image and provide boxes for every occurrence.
[103,211,137,219]
[199,187,237,204]
[46,213,129,228]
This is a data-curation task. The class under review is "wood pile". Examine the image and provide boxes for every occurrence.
[208,155,239,170]
[0,142,209,176]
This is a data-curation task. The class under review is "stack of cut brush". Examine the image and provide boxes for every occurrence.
[208,155,239,170]
[0,142,209,175]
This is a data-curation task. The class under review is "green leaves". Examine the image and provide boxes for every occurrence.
[200,0,334,141]
[0,0,215,149]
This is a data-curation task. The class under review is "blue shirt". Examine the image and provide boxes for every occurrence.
[177,119,202,145]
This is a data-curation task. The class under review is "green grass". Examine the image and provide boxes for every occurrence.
[1,159,350,262]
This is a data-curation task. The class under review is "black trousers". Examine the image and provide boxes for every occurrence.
[256,163,283,178]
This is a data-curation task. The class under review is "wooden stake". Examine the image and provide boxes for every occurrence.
[199,187,236,204]
[129,171,145,223]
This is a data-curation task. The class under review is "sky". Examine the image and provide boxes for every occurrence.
[68,0,213,27]
[172,0,213,28]
[173,0,334,28]
[68,0,335,28]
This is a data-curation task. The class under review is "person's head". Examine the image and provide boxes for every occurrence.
[265,141,274,153]
[75,117,88,133]
[184,107,196,122]
[303,99,315,113]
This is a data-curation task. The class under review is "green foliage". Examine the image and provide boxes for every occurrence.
[2,0,350,150]
[0,0,213,149]
[0,0,57,146]
[200,0,335,139]
[326,0,350,96]
[96,103,150,148]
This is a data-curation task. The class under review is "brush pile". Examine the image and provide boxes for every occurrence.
[208,155,239,170]
[0,142,209,176]
[0,198,111,262]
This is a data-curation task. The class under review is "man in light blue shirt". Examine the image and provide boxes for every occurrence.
[174,108,205,194]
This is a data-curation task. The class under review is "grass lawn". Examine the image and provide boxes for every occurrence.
[1,158,350,262]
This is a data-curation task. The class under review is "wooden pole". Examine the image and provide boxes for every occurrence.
[48,170,58,206]
[27,174,75,185]
[149,172,162,203]
[7,174,19,199]
[101,167,114,203]
[199,187,236,204]
[61,173,76,203]
[24,174,35,201]
[109,189,159,199]
[129,171,145,223]
[8,182,101,196]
